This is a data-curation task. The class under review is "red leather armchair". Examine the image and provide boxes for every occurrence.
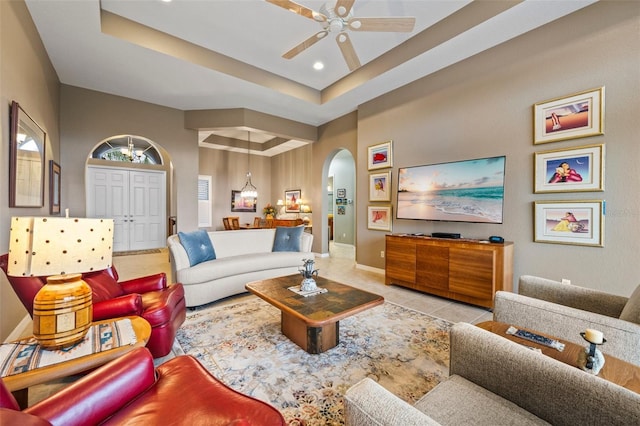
[0,253,185,358]
[0,347,285,425]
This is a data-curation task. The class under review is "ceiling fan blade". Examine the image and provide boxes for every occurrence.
[265,0,326,22]
[336,32,361,71]
[283,31,328,59]
[348,17,416,32]
[335,0,355,18]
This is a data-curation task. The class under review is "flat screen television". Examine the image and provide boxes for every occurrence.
[397,155,506,224]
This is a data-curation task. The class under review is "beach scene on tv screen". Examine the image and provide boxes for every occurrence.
[397,156,505,224]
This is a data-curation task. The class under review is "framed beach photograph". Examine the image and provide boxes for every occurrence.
[367,205,392,231]
[369,171,391,202]
[285,189,301,212]
[533,87,604,144]
[367,140,393,170]
[231,190,256,212]
[49,160,61,215]
[534,200,604,247]
[534,144,604,193]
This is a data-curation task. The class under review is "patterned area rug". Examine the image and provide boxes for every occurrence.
[176,297,452,425]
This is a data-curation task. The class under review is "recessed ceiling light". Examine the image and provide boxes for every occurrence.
[313,61,324,71]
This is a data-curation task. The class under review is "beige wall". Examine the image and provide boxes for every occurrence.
[59,85,199,232]
[312,112,358,254]
[199,146,273,230]
[356,1,640,296]
[1,0,61,340]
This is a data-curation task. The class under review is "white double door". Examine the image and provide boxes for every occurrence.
[87,166,166,252]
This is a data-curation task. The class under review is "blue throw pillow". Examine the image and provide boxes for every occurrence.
[272,226,304,252]
[178,230,216,266]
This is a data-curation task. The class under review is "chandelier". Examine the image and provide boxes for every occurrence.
[120,136,146,163]
[240,131,258,198]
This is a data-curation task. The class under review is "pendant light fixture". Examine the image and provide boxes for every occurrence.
[240,130,258,199]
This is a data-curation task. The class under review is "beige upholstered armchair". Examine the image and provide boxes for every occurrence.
[494,275,640,365]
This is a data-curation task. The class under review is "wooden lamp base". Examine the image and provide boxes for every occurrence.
[32,273,93,350]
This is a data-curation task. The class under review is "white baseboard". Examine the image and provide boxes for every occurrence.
[4,314,31,342]
[355,263,384,275]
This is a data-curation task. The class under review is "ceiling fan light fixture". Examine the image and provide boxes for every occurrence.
[328,19,344,33]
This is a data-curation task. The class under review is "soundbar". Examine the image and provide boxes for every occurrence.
[431,232,461,239]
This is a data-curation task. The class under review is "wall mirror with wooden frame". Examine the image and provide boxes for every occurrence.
[9,101,46,207]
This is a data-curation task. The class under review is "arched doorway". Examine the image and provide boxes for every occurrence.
[326,149,356,259]
[85,135,170,252]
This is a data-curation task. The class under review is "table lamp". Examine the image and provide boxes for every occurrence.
[8,216,114,349]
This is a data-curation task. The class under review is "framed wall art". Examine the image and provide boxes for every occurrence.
[534,144,604,193]
[367,205,392,232]
[9,101,46,207]
[367,140,393,170]
[534,200,604,247]
[369,171,391,202]
[231,190,256,212]
[533,87,604,144]
[49,161,61,215]
[285,189,301,212]
[336,188,346,198]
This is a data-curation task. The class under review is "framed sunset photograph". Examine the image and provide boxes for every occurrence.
[534,200,604,247]
[533,87,604,144]
[534,144,604,193]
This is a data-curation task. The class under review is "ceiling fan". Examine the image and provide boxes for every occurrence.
[266,0,416,71]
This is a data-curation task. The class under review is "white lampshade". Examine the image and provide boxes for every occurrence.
[8,216,114,349]
[8,216,114,277]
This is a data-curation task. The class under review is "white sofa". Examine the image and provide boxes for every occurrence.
[167,228,313,307]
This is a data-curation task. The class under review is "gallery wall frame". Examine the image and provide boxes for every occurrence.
[534,144,604,193]
[49,161,61,215]
[533,87,604,144]
[231,190,256,212]
[367,140,393,170]
[9,101,46,207]
[533,200,604,247]
[369,171,391,202]
[367,205,392,232]
[285,189,301,213]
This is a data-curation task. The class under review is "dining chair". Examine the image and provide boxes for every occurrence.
[230,217,240,230]
[222,217,232,230]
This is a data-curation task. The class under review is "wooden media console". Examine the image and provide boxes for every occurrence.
[385,234,514,308]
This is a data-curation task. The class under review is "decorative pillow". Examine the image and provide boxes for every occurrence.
[619,284,640,325]
[178,230,216,266]
[272,226,304,252]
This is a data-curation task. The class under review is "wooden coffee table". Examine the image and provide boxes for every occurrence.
[246,274,384,354]
[2,316,151,407]
[477,321,640,393]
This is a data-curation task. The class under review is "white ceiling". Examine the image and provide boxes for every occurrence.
[25,0,597,155]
